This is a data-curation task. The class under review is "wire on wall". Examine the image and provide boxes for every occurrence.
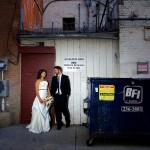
[6,0,20,65]
[34,0,71,16]
[33,0,43,15]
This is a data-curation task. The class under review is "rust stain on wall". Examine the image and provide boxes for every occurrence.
[21,0,43,31]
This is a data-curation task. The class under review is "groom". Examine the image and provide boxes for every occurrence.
[50,66,71,130]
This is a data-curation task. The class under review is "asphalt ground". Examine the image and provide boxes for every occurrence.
[0,124,150,150]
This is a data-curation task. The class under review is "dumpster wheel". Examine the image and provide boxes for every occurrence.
[86,138,95,146]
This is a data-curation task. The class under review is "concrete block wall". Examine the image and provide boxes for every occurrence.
[119,0,150,78]
[0,0,21,127]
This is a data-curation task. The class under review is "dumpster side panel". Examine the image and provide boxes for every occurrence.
[87,77,150,139]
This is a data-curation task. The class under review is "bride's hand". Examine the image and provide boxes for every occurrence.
[39,99,43,103]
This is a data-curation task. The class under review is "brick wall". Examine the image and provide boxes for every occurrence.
[119,1,150,78]
[0,0,21,127]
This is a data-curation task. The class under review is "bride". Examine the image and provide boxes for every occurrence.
[26,69,52,134]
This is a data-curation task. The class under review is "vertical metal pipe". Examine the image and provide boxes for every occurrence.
[52,22,54,34]
[1,70,5,112]
[107,0,110,30]
[96,3,99,32]
[2,70,3,80]
[107,0,110,16]
[2,98,5,112]
[78,4,81,32]
[98,1,100,27]
[85,0,92,32]
[87,6,90,32]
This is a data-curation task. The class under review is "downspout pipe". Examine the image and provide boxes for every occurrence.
[107,0,111,30]
[85,0,92,32]
[96,3,100,32]
[87,6,90,32]
[78,4,81,32]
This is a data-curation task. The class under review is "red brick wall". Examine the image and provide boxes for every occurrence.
[0,0,21,126]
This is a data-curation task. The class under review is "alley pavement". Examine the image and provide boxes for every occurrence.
[0,124,150,150]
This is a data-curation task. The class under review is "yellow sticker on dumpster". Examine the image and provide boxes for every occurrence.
[99,85,115,101]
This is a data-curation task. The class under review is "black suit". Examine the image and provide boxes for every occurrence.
[50,74,71,127]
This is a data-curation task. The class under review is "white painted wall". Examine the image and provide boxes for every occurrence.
[119,0,150,78]
[55,38,119,124]
[21,38,119,124]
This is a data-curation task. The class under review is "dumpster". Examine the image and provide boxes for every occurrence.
[84,77,150,146]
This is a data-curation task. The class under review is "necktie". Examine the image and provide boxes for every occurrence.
[57,76,60,94]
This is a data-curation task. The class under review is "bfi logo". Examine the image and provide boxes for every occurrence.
[123,86,143,104]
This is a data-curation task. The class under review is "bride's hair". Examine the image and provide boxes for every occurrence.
[37,69,47,79]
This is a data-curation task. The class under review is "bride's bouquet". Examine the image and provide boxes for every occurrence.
[43,96,53,106]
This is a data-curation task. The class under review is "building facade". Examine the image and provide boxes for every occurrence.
[119,0,150,78]
[0,0,150,127]
[20,0,119,125]
[0,0,21,127]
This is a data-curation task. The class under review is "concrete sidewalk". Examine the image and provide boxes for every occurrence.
[0,124,150,150]
[0,124,94,150]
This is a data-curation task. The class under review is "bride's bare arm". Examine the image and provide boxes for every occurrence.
[47,87,51,97]
[35,80,43,103]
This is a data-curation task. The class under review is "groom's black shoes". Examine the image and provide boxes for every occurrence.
[65,122,70,128]
[57,122,64,130]
[57,126,61,130]
[57,122,70,130]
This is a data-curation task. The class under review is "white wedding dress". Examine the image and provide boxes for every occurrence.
[26,81,51,134]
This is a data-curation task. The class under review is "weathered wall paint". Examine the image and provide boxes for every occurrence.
[21,0,43,31]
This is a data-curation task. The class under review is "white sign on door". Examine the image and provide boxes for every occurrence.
[63,57,85,72]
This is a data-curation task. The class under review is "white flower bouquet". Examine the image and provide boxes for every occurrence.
[43,96,53,106]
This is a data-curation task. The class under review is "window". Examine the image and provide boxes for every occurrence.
[63,18,75,31]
